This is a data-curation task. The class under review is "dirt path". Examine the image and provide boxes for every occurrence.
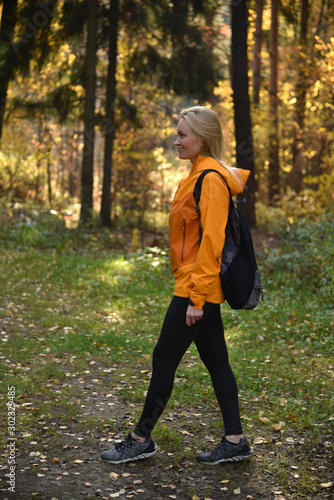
[2,365,333,500]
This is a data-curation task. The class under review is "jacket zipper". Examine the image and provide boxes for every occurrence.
[181,219,186,262]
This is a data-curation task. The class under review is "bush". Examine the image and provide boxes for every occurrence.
[263,210,333,300]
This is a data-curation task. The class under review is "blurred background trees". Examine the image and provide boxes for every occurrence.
[0,0,333,233]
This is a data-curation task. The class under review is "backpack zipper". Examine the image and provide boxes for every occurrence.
[181,219,186,262]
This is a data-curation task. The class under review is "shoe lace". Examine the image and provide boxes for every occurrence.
[212,439,227,458]
[115,436,133,453]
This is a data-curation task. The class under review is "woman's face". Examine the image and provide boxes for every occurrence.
[174,118,202,163]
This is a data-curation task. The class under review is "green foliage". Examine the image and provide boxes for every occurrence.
[263,210,334,300]
[255,201,287,233]
[0,207,69,250]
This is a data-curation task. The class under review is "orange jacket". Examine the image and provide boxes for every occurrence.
[169,155,250,309]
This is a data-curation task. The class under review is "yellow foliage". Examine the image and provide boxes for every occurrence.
[132,228,140,251]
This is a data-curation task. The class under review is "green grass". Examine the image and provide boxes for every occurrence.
[0,209,333,498]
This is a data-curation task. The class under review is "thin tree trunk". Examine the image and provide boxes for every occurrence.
[35,115,43,201]
[291,0,309,194]
[316,0,325,34]
[0,0,18,146]
[252,0,264,105]
[231,0,256,227]
[80,0,98,224]
[100,0,119,228]
[45,125,52,203]
[268,0,280,203]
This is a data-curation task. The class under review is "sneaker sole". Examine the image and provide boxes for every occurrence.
[101,444,158,464]
[197,450,254,465]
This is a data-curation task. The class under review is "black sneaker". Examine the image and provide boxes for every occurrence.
[197,436,253,465]
[100,433,157,464]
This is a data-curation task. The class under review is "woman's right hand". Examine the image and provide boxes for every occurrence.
[186,305,204,327]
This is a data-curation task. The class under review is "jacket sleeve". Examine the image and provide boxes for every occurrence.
[188,174,229,309]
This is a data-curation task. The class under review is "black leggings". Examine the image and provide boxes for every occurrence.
[134,296,243,438]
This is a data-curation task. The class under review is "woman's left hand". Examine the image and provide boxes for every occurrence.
[186,305,204,327]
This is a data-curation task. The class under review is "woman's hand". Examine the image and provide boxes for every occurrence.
[186,305,204,327]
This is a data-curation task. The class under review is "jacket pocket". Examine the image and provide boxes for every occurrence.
[181,218,186,262]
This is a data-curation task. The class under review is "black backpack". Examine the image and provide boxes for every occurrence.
[193,169,263,310]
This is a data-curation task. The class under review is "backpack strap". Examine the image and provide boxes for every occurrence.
[193,169,234,245]
[193,169,234,210]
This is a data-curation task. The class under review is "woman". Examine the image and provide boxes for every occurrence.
[101,106,253,465]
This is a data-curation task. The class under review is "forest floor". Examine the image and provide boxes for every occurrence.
[0,215,333,500]
[1,335,333,500]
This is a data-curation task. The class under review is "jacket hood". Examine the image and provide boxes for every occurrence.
[190,155,250,197]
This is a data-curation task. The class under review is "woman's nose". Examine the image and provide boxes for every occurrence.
[174,137,180,146]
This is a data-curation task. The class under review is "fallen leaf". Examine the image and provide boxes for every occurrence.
[192,496,200,500]
[73,459,84,463]
[253,437,265,445]
[279,397,287,406]
[110,472,119,479]
[272,422,285,431]
[233,487,241,494]
[51,457,60,463]
[320,482,333,488]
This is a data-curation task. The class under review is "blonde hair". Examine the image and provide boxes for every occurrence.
[180,106,243,186]
[180,106,225,160]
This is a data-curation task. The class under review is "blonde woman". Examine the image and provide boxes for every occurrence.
[101,106,253,465]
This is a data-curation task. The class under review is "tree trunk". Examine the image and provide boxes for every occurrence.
[316,0,325,35]
[80,0,98,224]
[35,115,43,201]
[100,0,119,228]
[45,125,52,203]
[268,0,280,203]
[290,0,309,194]
[231,0,256,227]
[252,0,264,105]
[0,0,18,146]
